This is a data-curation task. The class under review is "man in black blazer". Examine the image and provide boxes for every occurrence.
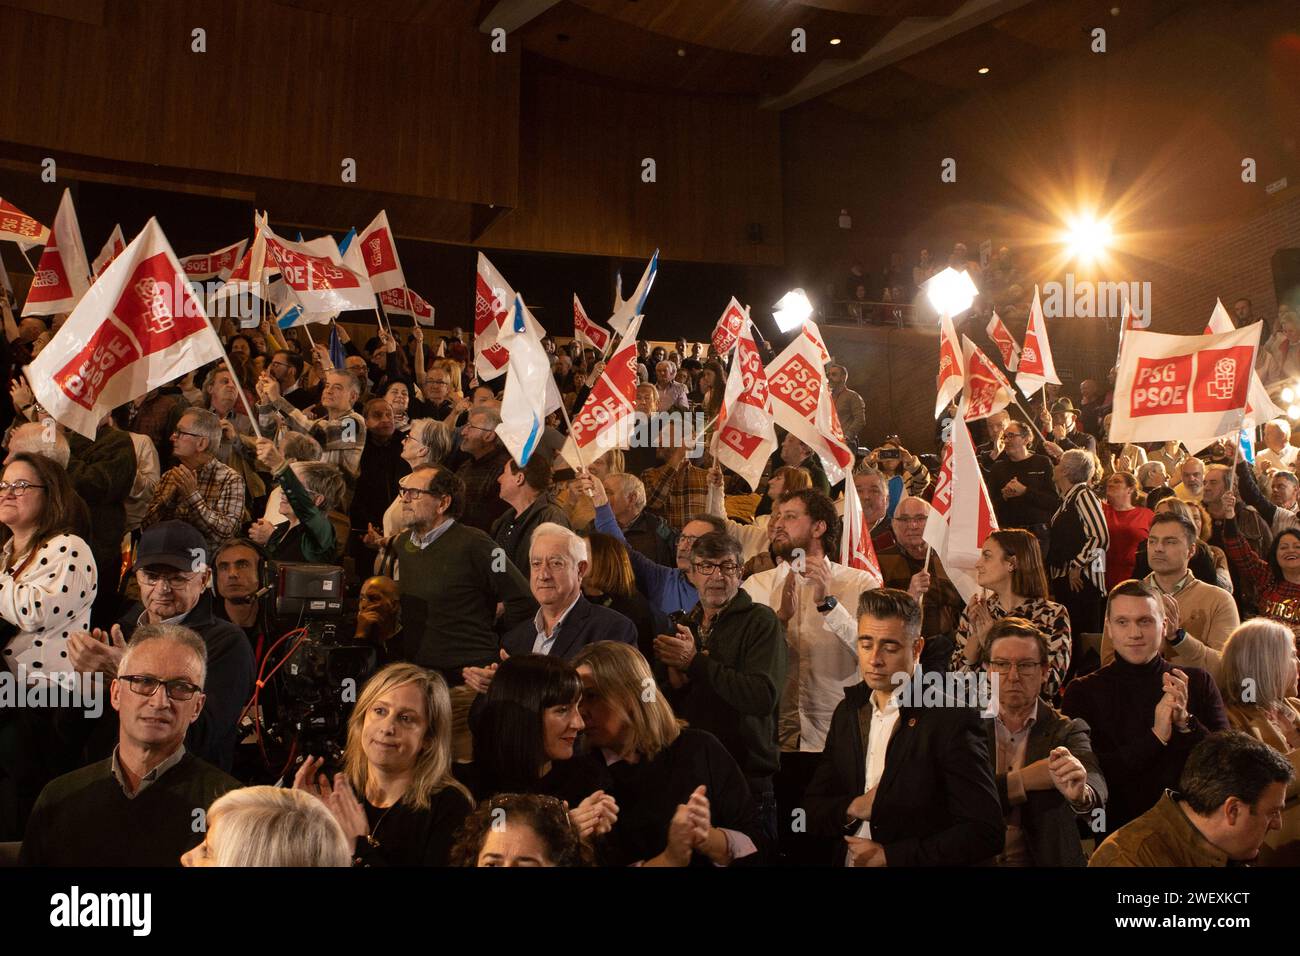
[498,522,637,660]
[982,619,1108,866]
[804,588,1004,866]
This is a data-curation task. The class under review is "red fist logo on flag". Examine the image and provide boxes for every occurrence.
[1192,346,1252,412]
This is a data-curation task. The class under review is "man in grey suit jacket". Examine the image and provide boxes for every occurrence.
[983,619,1108,866]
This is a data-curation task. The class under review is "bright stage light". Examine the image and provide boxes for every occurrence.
[1062,214,1113,262]
[773,289,813,333]
[1284,387,1295,404]
[924,267,978,317]
[1289,404,1300,422]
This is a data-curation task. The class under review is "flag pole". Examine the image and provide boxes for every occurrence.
[214,339,263,440]
[18,246,38,274]
[556,397,587,473]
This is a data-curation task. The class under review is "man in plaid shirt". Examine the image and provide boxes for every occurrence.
[142,408,246,556]
[641,417,710,532]
[255,368,366,482]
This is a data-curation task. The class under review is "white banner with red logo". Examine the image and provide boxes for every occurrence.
[357,210,406,293]
[180,239,247,283]
[1204,299,1281,424]
[263,226,374,314]
[767,320,854,484]
[935,312,964,417]
[921,413,998,602]
[986,310,1020,372]
[961,336,1014,422]
[91,225,126,279]
[711,297,746,358]
[1109,322,1263,454]
[559,316,643,471]
[1014,285,1061,398]
[0,198,50,248]
[574,295,611,352]
[841,475,883,585]
[715,314,777,491]
[474,252,514,380]
[212,226,267,301]
[26,218,225,439]
[22,189,90,317]
[377,286,435,326]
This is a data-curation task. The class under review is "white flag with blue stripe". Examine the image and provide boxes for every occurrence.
[497,294,562,466]
[608,249,658,335]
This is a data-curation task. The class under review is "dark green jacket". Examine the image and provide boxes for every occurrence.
[268,464,337,563]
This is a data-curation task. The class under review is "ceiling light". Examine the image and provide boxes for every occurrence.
[977,66,990,74]
[829,38,842,46]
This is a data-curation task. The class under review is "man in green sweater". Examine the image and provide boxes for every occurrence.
[20,624,240,866]
[394,464,535,760]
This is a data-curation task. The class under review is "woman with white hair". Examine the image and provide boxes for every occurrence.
[182,786,351,867]
[1046,449,1110,662]
[1220,618,1300,863]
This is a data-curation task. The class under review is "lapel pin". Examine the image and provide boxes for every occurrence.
[907,717,917,727]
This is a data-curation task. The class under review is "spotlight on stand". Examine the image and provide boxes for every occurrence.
[924,267,978,318]
[774,288,814,334]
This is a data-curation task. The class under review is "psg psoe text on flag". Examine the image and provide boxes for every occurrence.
[608,249,658,336]
[711,297,747,359]
[1109,322,1263,455]
[179,239,248,283]
[935,312,964,417]
[91,224,126,279]
[26,218,225,439]
[1204,298,1281,425]
[766,320,854,484]
[573,294,611,352]
[378,286,436,327]
[0,197,50,248]
[1014,285,1061,398]
[961,336,1014,423]
[262,226,374,314]
[986,310,1020,372]
[559,316,644,472]
[715,312,777,492]
[497,295,564,467]
[356,210,406,293]
[842,475,883,585]
[922,414,998,602]
[22,188,91,317]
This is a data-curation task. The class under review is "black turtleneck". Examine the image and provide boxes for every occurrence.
[1061,653,1228,836]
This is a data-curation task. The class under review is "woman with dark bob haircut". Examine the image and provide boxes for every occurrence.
[457,654,617,840]
[450,793,594,867]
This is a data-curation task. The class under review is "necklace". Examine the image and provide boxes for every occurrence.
[365,800,397,848]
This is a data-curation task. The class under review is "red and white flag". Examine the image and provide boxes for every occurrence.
[357,210,406,293]
[378,286,435,327]
[711,297,747,358]
[921,414,998,601]
[26,218,225,439]
[179,239,247,283]
[264,226,373,314]
[22,189,91,317]
[841,476,883,585]
[1109,322,1262,455]
[212,225,268,301]
[1204,298,1281,424]
[961,336,1014,422]
[986,310,1020,372]
[574,295,611,352]
[935,312,964,418]
[0,198,49,248]
[559,316,644,471]
[767,320,854,484]
[1015,285,1061,398]
[474,253,544,381]
[91,225,126,278]
[715,314,777,491]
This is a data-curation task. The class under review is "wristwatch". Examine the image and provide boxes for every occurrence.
[1168,627,1187,648]
[816,595,838,614]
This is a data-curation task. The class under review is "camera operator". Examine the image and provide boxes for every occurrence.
[355,575,403,668]
[213,538,270,663]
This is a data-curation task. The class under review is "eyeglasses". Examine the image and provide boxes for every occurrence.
[120,674,202,702]
[464,424,494,434]
[0,480,46,497]
[138,569,200,590]
[987,660,1044,675]
[692,560,741,577]
[894,515,928,524]
[172,429,203,440]
[397,486,439,501]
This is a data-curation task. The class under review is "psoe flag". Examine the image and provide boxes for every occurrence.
[715,313,776,492]
[559,316,643,472]
[356,210,406,293]
[841,475,883,585]
[1109,322,1263,455]
[22,188,91,317]
[91,225,126,279]
[378,286,435,327]
[1014,285,1061,398]
[935,312,964,418]
[262,226,374,314]
[26,218,225,439]
[921,414,997,602]
[767,320,854,484]
[986,310,1020,372]
[711,297,746,359]
[0,198,50,248]
[179,239,248,283]
[960,336,1014,423]
[574,295,611,352]
[1203,298,1282,425]
[497,295,563,466]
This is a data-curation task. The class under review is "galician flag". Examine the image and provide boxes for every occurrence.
[496,294,563,466]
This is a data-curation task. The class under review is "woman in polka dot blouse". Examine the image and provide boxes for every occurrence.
[0,453,97,682]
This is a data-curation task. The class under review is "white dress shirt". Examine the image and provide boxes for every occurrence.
[849,689,903,858]
[743,558,878,752]
[531,593,582,655]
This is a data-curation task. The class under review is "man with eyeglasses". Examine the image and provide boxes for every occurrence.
[655,530,785,843]
[266,349,316,410]
[981,618,1106,866]
[986,419,1058,542]
[20,624,240,866]
[68,521,254,773]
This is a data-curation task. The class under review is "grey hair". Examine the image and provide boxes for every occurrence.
[291,461,346,512]
[208,787,351,867]
[120,624,208,688]
[470,406,502,430]
[181,408,223,450]
[326,368,361,397]
[1136,461,1167,486]
[408,418,454,465]
[853,463,886,488]
[1221,618,1298,707]
[529,522,588,567]
[604,472,647,511]
[1058,448,1095,486]
[280,432,322,462]
[10,421,70,468]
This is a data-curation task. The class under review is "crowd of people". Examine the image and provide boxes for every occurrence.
[0,293,1296,870]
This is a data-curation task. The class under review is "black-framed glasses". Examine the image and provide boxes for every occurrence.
[987,660,1043,675]
[119,674,202,701]
[692,560,741,577]
[171,429,203,440]
[0,480,46,497]
[397,485,439,501]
